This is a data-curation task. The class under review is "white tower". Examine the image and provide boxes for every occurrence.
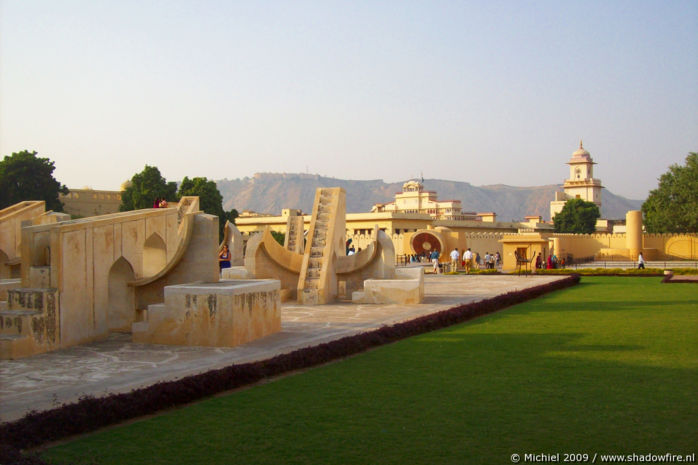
[550,141,604,219]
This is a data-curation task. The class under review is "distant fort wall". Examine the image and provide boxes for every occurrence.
[60,188,122,218]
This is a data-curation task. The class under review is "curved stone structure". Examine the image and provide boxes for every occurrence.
[242,188,401,304]
[0,197,219,359]
[219,220,244,266]
[336,226,395,299]
[244,228,304,301]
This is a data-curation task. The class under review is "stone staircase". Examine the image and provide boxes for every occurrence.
[285,215,304,254]
[298,188,344,305]
[0,288,59,359]
[287,220,298,251]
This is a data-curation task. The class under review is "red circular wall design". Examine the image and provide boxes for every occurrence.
[412,232,442,255]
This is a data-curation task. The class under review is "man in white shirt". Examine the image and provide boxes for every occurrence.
[450,248,460,272]
[463,248,473,274]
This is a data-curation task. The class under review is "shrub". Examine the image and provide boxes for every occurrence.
[534,268,664,276]
[669,268,698,275]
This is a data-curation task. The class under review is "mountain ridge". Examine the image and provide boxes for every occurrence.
[217,173,643,221]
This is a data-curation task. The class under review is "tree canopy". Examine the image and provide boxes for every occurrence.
[178,177,225,218]
[642,153,697,233]
[553,198,600,234]
[178,176,239,240]
[120,165,178,211]
[270,230,285,246]
[0,150,68,211]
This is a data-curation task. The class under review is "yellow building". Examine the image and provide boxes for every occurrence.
[371,180,482,221]
[60,188,122,218]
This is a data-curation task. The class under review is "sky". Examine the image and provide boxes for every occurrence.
[1,0,696,200]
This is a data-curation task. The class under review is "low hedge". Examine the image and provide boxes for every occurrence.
[0,275,579,465]
[669,268,698,275]
[444,269,501,275]
[534,268,664,276]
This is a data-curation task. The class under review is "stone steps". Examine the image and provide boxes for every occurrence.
[0,310,42,337]
[1,288,60,359]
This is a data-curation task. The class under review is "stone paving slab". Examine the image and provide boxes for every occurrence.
[0,274,565,423]
[664,274,698,282]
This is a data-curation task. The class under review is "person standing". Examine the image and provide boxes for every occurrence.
[450,248,460,272]
[218,244,231,271]
[463,248,473,274]
[637,252,645,269]
[431,249,441,274]
[484,252,491,269]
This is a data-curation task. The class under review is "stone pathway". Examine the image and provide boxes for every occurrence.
[0,274,564,423]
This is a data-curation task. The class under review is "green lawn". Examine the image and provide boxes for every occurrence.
[42,277,697,465]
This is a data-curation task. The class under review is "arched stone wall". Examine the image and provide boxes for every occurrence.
[108,257,136,332]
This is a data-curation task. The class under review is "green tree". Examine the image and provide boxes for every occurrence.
[178,176,225,218]
[178,177,239,240]
[227,208,239,225]
[120,165,178,211]
[270,230,285,246]
[0,150,68,211]
[642,153,698,233]
[553,198,600,234]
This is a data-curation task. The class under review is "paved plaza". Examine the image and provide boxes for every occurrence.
[0,273,565,423]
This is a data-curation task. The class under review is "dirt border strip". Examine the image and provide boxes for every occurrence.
[0,275,579,464]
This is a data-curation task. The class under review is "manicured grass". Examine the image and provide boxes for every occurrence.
[42,277,697,465]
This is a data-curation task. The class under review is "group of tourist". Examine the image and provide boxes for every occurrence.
[152,198,168,208]
[426,248,500,274]
[533,252,566,269]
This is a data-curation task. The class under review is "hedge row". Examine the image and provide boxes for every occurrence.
[669,268,698,275]
[444,269,501,275]
[534,268,665,276]
[0,275,579,465]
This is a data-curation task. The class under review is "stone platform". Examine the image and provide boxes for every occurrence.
[0,274,565,423]
[133,279,281,348]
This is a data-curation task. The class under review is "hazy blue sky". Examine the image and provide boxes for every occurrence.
[1,0,696,200]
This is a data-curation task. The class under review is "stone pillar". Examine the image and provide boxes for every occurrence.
[551,237,560,258]
[626,210,643,260]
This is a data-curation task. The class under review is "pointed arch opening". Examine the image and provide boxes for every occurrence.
[143,233,167,277]
[108,257,135,332]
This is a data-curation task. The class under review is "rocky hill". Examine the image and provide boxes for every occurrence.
[217,173,643,221]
